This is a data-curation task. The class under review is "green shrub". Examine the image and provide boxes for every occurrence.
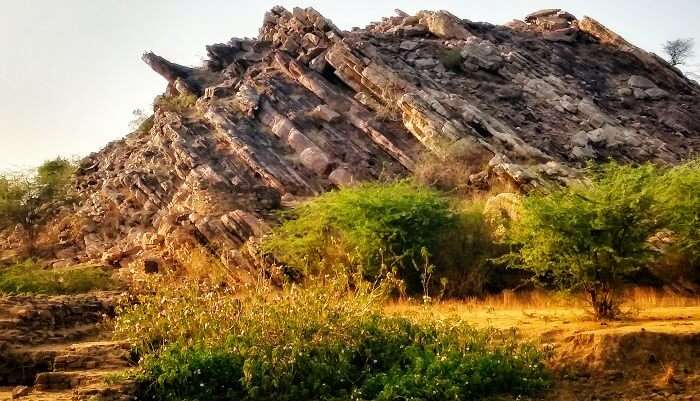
[262,181,460,293]
[156,94,197,114]
[0,260,117,295]
[655,159,700,266]
[116,277,549,401]
[505,163,662,319]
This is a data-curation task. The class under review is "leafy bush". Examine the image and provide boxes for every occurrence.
[505,163,662,319]
[0,260,117,295]
[116,277,549,401]
[262,181,460,293]
[655,159,700,266]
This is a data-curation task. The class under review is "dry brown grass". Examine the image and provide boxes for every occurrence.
[388,288,700,313]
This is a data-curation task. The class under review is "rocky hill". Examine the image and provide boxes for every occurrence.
[36,7,700,270]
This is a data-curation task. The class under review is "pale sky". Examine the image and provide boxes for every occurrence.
[1,0,698,170]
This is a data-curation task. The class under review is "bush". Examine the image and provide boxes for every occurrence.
[655,159,700,266]
[505,163,662,319]
[262,181,460,294]
[116,277,549,401]
[0,260,117,295]
[156,94,197,114]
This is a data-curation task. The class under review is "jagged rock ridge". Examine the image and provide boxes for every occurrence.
[52,7,700,269]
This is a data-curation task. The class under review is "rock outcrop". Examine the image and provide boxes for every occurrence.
[17,7,700,269]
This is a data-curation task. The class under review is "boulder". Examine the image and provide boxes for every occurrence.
[417,10,472,40]
[628,75,656,89]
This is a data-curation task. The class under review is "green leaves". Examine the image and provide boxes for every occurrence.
[654,159,700,265]
[262,181,458,293]
[506,162,662,318]
[130,280,548,401]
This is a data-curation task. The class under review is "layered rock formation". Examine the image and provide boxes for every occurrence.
[29,7,700,268]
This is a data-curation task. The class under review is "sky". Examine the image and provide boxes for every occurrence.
[0,0,698,170]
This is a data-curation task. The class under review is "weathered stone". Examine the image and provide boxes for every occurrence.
[308,104,341,122]
[460,38,503,71]
[414,58,439,68]
[399,40,420,51]
[299,147,332,174]
[329,167,355,187]
[628,75,656,89]
[645,87,669,100]
[543,27,578,42]
[417,10,472,40]
[525,9,562,23]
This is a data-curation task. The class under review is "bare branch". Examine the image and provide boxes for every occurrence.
[663,38,695,66]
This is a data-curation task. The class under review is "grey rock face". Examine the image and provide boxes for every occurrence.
[12,7,700,268]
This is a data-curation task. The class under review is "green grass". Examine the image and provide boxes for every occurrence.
[116,276,550,401]
[0,260,117,295]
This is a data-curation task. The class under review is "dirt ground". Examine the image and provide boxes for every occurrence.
[387,293,700,401]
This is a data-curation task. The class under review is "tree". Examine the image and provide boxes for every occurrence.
[0,158,76,255]
[663,38,695,66]
[505,163,661,320]
[655,159,700,266]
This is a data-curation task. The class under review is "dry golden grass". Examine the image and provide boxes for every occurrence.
[390,288,700,311]
[385,288,700,343]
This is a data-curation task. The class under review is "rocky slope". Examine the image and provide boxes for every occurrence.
[33,7,700,270]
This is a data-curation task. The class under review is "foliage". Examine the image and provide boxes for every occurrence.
[0,158,76,253]
[504,163,662,319]
[129,108,154,133]
[0,174,33,231]
[115,276,549,401]
[440,49,464,72]
[654,159,700,266]
[262,181,459,293]
[0,260,117,295]
[36,158,76,199]
[433,200,509,297]
[155,94,198,114]
[663,38,695,66]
